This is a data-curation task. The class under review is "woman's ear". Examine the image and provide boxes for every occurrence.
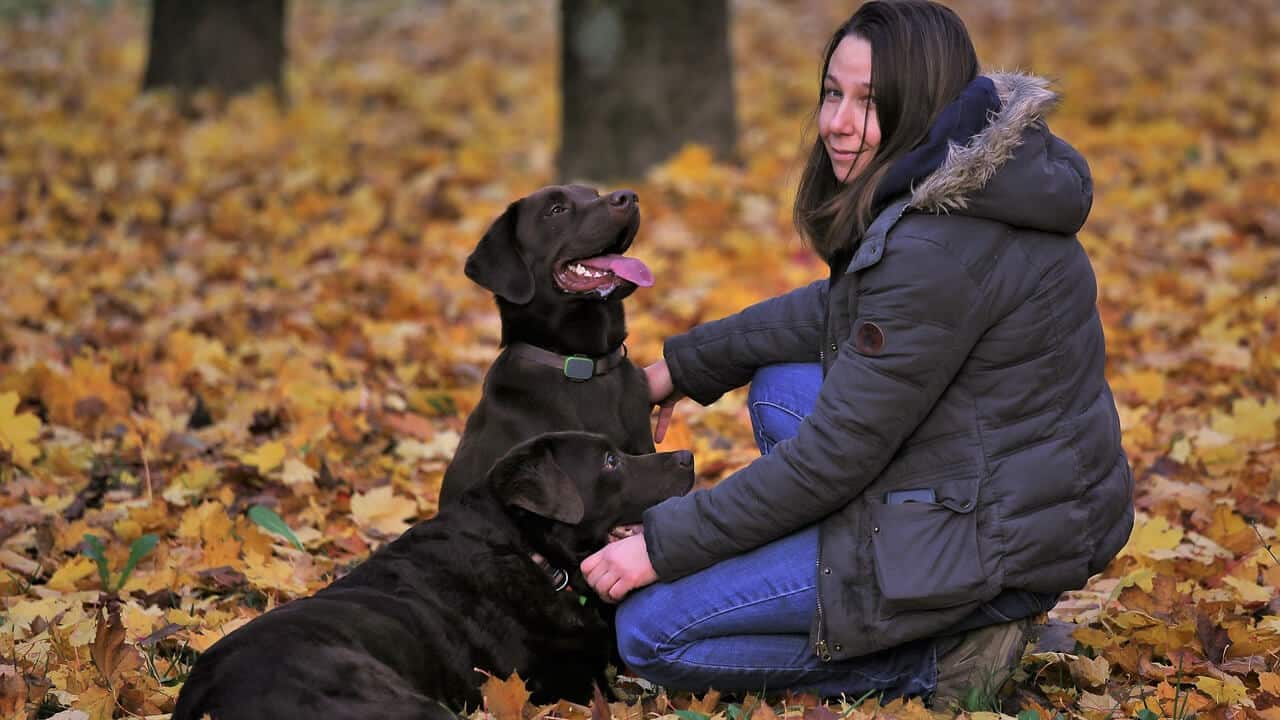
[487,436,586,525]
[464,200,536,304]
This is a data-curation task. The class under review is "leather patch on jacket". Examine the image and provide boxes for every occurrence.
[854,321,885,356]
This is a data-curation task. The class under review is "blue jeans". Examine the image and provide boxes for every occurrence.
[616,363,936,698]
[616,362,1056,697]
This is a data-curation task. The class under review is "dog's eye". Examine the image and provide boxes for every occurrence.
[547,204,567,216]
[604,452,619,470]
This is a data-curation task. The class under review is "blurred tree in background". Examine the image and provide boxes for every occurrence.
[142,0,286,104]
[559,0,737,181]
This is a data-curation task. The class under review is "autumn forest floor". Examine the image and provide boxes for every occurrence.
[1,1,1279,719]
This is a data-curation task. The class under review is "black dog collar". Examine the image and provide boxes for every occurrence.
[507,343,628,382]
[527,550,573,591]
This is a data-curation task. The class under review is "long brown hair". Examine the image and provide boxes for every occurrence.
[793,1,980,260]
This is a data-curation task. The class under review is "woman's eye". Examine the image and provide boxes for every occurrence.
[604,452,619,469]
[823,88,841,101]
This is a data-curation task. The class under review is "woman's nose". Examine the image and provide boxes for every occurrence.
[830,100,860,135]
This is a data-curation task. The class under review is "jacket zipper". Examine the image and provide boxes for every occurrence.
[814,551,832,661]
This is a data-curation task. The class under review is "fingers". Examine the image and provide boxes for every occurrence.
[581,550,622,603]
[653,402,674,444]
[643,359,674,404]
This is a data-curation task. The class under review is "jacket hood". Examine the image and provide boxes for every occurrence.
[908,73,1094,235]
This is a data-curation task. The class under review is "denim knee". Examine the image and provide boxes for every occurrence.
[747,363,822,454]
[614,590,669,677]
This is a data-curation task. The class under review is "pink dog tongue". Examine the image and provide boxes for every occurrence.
[581,255,654,287]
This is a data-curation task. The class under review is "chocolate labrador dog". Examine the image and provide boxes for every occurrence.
[439,185,657,506]
[173,432,695,720]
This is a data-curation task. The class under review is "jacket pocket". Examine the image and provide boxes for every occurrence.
[870,476,986,611]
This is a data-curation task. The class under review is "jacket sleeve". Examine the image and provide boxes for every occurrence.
[663,279,828,406]
[645,237,989,580]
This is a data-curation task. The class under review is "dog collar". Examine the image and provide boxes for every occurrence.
[508,343,628,382]
[527,548,578,594]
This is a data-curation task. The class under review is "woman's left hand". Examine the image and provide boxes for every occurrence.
[580,534,657,603]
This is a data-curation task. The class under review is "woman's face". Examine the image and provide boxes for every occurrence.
[818,35,880,183]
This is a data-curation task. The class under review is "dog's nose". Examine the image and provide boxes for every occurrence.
[608,190,638,208]
[673,450,694,468]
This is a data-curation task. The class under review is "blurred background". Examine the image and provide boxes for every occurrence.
[1,1,1279,718]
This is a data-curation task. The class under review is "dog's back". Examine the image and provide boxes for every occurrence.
[173,508,606,720]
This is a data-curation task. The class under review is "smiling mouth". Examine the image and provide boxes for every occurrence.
[554,255,654,296]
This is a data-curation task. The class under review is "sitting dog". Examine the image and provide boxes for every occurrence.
[439,185,657,506]
[173,432,694,720]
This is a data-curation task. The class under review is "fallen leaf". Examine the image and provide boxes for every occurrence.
[240,441,287,474]
[90,602,142,688]
[349,485,418,536]
[482,671,531,720]
[0,391,41,467]
[1068,654,1111,688]
[1195,675,1254,707]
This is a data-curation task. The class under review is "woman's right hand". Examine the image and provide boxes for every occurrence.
[643,359,683,444]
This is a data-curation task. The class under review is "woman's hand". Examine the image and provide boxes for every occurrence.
[580,534,657,603]
[644,359,683,443]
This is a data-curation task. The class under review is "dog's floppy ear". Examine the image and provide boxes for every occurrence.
[465,200,535,305]
[489,436,586,525]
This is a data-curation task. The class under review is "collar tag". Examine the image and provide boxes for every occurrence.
[550,567,570,592]
[563,356,594,381]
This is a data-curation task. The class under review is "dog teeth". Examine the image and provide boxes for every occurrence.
[569,262,607,279]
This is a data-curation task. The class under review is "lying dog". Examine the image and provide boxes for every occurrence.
[439,185,657,506]
[173,432,694,720]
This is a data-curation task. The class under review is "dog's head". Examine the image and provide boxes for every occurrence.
[465,185,651,306]
[486,431,693,570]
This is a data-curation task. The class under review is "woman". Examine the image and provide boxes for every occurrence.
[581,0,1133,706]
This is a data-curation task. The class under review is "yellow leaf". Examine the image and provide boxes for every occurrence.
[1195,675,1254,707]
[243,550,309,596]
[1258,671,1280,695]
[0,391,42,467]
[122,602,164,642]
[1114,369,1166,404]
[72,686,117,720]
[46,556,98,592]
[162,462,220,506]
[240,441,287,474]
[1121,514,1183,557]
[350,485,418,536]
[188,616,253,653]
[1222,575,1273,604]
[1212,397,1280,442]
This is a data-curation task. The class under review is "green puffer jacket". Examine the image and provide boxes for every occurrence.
[643,73,1134,661]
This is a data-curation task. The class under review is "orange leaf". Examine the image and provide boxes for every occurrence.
[482,671,531,720]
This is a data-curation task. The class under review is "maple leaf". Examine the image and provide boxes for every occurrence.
[349,485,418,536]
[1195,675,1254,708]
[1211,397,1280,442]
[1120,514,1183,557]
[240,440,288,474]
[0,390,42,467]
[482,671,531,720]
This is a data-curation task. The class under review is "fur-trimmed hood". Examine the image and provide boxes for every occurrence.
[908,72,1094,235]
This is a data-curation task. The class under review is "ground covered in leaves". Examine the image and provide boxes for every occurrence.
[1,1,1279,719]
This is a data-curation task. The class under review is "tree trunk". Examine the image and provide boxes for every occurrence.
[559,0,737,182]
[142,0,286,102]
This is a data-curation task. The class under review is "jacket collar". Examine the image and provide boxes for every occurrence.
[909,73,1059,213]
[847,73,1063,275]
